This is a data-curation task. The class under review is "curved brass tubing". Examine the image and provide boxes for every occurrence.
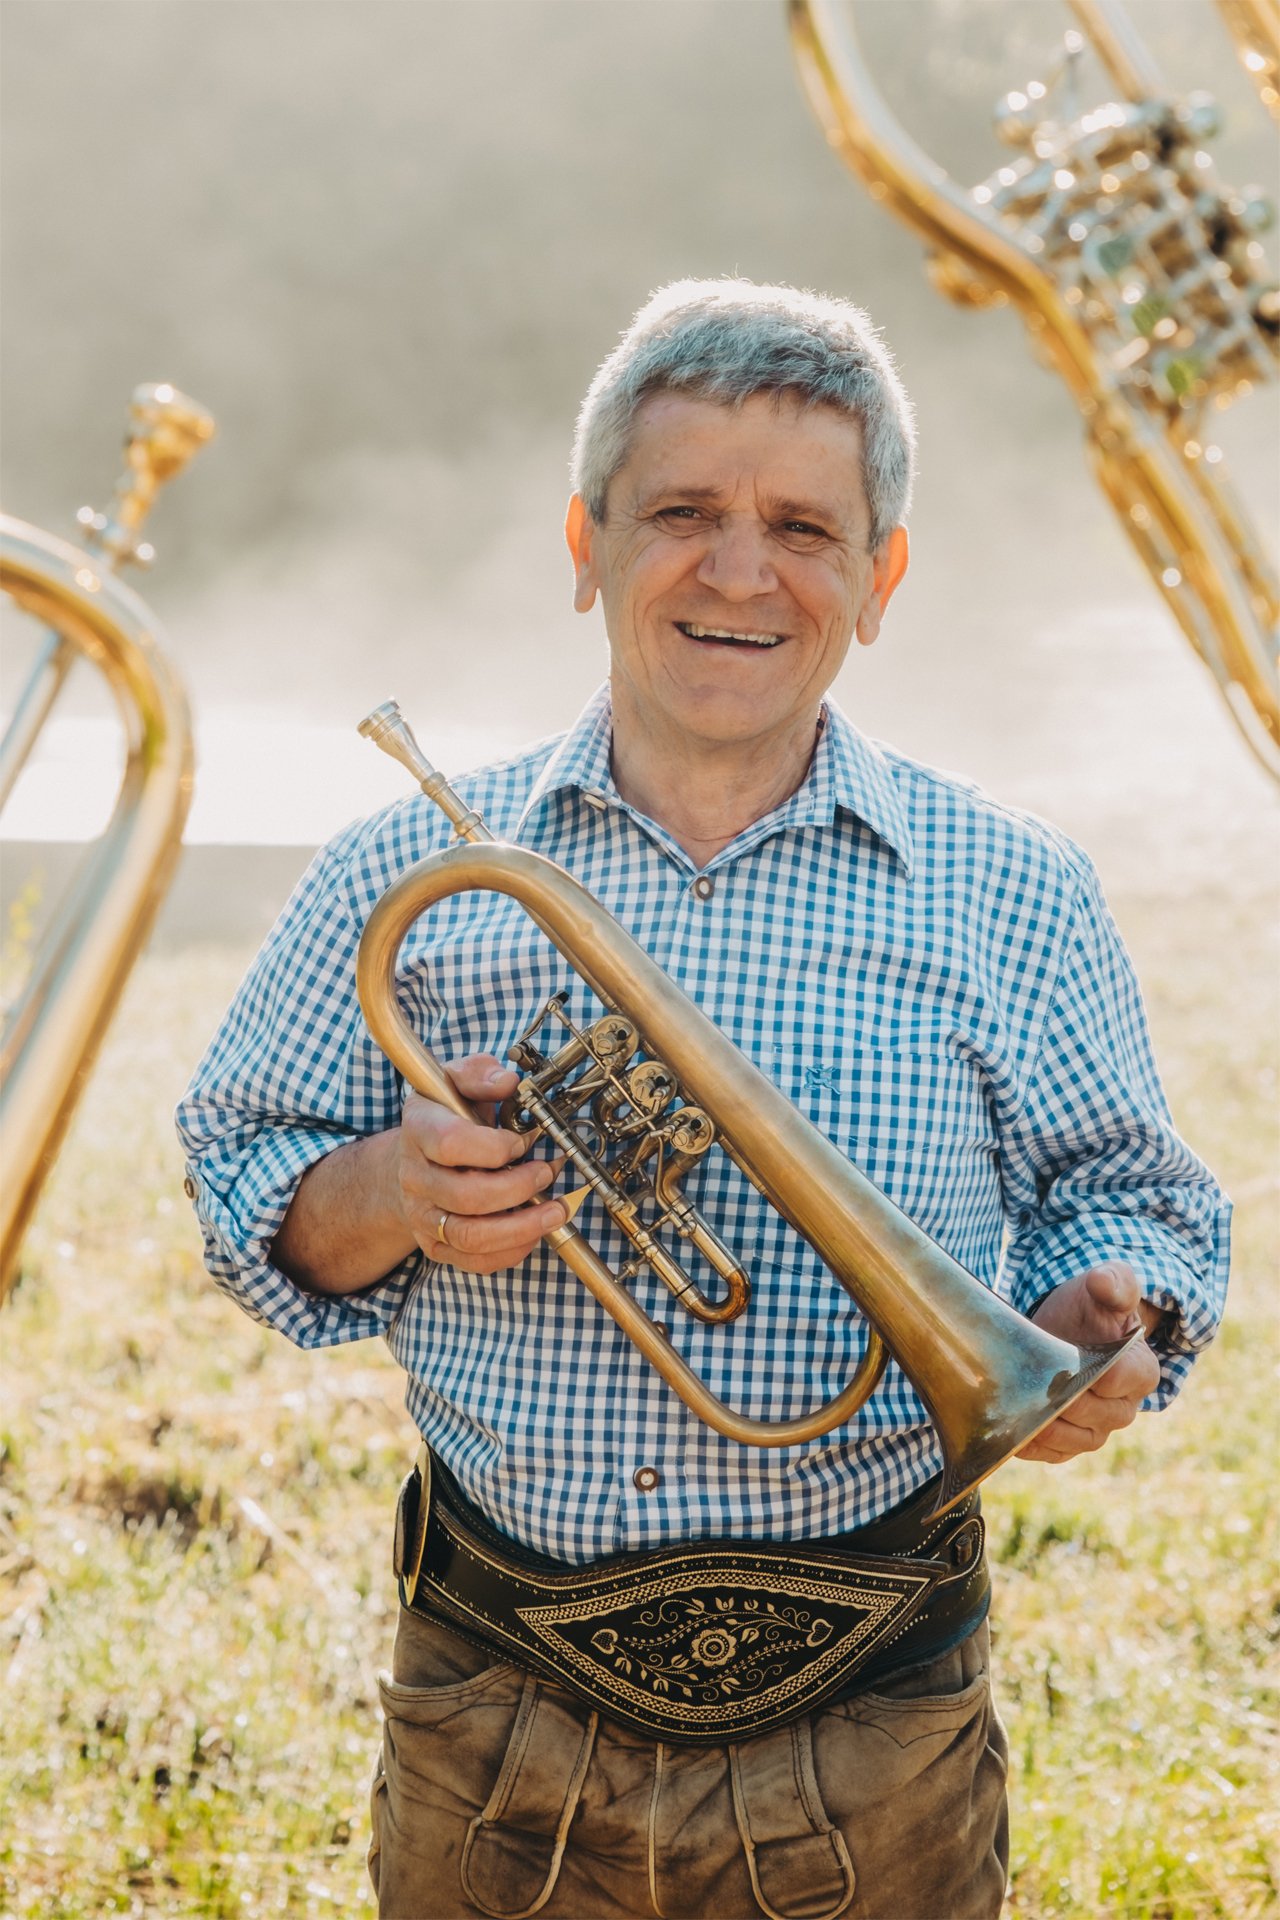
[0,386,212,1298]
[789,0,1280,782]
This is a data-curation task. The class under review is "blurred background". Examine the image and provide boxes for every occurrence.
[3,0,1277,944]
[3,9,1278,1913]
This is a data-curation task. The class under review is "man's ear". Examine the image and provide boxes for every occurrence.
[854,526,909,648]
[565,494,599,613]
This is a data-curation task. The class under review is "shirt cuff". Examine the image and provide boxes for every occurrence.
[186,1123,420,1348]
[1002,1216,1226,1410]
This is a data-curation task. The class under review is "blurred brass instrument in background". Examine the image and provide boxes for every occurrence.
[357,700,1140,1514]
[0,386,214,1300]
[790,0,1280,783]
[1216,0,1280,118]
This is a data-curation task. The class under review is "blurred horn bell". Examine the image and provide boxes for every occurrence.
[789,0,1280,783]
[0,385,214,1300]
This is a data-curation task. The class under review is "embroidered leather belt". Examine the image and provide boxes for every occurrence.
[393,1447,990,1745]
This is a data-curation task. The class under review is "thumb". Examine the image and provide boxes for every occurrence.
[1084,1261,1141,1324]
[445,1054,519,1101]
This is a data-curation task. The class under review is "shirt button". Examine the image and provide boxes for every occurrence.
[182,1176,197,1200]
[692,876,715,901]
[632,1466,661,1492]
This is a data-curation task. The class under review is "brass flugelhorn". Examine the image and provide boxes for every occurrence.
[789,0,1280,783]
[357,700,1140,1515]
[0,385,214,1300]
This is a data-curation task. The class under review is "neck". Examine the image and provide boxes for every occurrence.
[610,709,824,865]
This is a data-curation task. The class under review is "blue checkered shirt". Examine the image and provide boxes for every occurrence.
[177,687,1229,1562]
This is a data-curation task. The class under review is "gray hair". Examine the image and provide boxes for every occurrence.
[570,278,916,550]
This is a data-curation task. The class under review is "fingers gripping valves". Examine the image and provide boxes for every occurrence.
[503,993,750,1325]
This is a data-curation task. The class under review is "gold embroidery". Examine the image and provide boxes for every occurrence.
[421,1507,942,1733]
[513,1568,929,1728]
[689,1626,739,1667]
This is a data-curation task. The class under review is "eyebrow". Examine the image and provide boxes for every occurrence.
[637,481,724,507]
[766,496,841,524]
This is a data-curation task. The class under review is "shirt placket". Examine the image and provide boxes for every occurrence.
[610,850,751,1550]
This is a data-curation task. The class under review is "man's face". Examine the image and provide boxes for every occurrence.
[567,389,907,761]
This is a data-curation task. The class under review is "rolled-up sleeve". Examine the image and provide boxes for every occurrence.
[999,861,1230,1407]
[175,830,420,1348]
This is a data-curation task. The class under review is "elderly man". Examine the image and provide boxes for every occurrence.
[178,280,1228,1920]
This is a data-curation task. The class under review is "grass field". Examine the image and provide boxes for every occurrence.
[1,886,1277,1919]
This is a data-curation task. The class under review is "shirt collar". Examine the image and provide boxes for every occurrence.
[516,684,618,832]
[516,682,914,875]
[797,698,914,874]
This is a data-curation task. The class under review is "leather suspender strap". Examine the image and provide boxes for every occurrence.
[729,1719,856,1920]
[459,1673,598,1920]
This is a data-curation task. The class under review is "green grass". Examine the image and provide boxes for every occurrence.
[1,890,1276,1918]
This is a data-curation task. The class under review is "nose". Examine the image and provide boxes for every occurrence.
[695,516,778,600]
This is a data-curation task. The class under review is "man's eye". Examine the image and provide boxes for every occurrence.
[656,506,703,524]
[779,521,828,542]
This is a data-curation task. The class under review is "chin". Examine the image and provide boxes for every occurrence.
[677,700,791,747]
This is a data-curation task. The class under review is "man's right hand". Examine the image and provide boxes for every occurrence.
[270,1052,566,1295]
[395,1054,568,1274]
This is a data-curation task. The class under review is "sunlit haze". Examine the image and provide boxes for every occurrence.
[3,0,1276,921]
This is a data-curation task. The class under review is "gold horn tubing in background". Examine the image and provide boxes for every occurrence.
[787,0,1110,398]
[1087,405,1280,770]
[355,730,1140,1512]
[0,529,194,1298]
[0,386,212,1301]
[0,629,77,811]
[1214,0,1280,116]
[1066,0,1168,98]
[787,0,1280,784]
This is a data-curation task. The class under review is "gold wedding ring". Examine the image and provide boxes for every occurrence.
[437,1211,452,1248]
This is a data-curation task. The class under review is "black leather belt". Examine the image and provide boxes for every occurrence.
[393,1448,990,1745]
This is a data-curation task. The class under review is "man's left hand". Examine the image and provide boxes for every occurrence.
[1016,1262,1162,1464]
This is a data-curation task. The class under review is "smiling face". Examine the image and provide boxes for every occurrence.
[566,389,908,775]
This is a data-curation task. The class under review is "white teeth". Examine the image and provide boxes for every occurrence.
[681,623,782,646]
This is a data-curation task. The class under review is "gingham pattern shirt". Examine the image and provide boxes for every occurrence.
[178,687,1229,1562]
